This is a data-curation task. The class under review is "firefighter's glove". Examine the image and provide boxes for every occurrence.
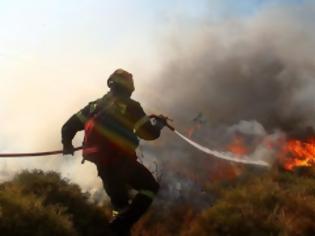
[155,115,168,130]
[63,143,74,155]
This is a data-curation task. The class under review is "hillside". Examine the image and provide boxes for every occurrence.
[1,168,315,235]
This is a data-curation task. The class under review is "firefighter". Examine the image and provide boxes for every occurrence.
[61,69,166,235]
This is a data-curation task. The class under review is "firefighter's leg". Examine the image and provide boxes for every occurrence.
[97,165,129,212]
[110,160,159,229]
[97,163,132,236]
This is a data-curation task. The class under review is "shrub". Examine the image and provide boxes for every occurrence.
[185,171,315,236]
[0,170,111,236]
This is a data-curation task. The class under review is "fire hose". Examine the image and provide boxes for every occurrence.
[0,146,83,158]
[0,116,269,167]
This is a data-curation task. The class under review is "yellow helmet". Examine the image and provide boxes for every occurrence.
[107,69,135,95]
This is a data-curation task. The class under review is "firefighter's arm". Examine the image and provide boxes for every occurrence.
[61,115,83,155]
[133,104,166,140]
[61,101,98,154]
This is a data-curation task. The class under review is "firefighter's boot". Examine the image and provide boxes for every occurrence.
[109,192,153,235]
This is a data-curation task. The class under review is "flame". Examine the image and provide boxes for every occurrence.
[226,134,315,171]
[217,135,249,179]
[279,137,315,171]
[185,123,315,178]
[227,136,248,156]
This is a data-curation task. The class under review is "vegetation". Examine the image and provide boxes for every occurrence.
[136,167,315,236]
[1,167,315,235]
[0,170,110,236]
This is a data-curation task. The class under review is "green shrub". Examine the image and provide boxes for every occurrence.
[0,170,111,236]
[0,181,76,235]
[185,171,315,236]
[3,168,315,236]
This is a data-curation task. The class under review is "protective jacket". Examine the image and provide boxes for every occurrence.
[62,92,161,165]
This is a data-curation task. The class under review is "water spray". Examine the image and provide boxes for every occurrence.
[150,115,269,167]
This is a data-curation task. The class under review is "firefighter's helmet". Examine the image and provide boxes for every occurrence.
[107,69,135,95]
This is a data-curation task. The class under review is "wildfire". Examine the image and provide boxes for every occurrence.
[222,136,248,179]
[227,136,248,156]
[226,134,315,171]
[279,137,315,171]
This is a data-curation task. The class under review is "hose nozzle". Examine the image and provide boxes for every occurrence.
[149,114,175,131]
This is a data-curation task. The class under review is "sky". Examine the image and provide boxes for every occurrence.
[0,0,311,193]
[0,0,307,113]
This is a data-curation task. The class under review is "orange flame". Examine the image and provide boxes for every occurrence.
[218,136,249,180]
[279,137,315,171]
[227,136,248,156]
[226,135,315,171]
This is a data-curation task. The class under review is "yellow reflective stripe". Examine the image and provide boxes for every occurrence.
[76,111,87,123]
[90,103,97,113]
[133,116,150,133]
[139,190,156,199]
[76,102,98,122]
[112,210,119,217]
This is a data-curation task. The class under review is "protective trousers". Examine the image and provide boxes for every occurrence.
[96,156,159,229]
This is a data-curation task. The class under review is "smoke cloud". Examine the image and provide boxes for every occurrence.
[140,2,315,204]
[149,3,315,135]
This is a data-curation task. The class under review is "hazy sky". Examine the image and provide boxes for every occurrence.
[0,0,306,114]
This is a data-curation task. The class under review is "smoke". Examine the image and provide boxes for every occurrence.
[149,2,315,134]
[138,2,315,205]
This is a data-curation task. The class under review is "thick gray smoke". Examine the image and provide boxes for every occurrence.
[149,3,315,135]
[140,2,315,205]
